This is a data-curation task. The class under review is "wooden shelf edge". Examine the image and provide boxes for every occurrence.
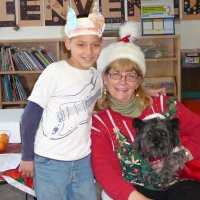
[0,70,43,75]
[2,101,27,105]
[146,57,178,62]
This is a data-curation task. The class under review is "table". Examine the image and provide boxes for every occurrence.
[0,144,36,198]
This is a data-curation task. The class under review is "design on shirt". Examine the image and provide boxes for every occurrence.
[42,69,101,139]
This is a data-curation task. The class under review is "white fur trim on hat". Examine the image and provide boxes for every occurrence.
[143,113,166,120]
[119,21,141,42]
[97,21,146,76]
[97,41,146,76]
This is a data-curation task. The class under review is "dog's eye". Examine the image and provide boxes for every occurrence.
[162,132,167,136]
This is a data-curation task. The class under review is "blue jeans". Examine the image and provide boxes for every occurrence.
[34,154,97,200]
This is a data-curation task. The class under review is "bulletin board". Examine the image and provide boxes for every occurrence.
[182,0,200,20]
[140,0,175,35]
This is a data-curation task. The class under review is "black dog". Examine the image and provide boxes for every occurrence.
[133,117,188,188]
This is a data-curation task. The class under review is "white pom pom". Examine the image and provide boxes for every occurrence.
[119,21,141,42]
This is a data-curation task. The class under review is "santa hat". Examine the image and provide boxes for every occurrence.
[65,2,105,38]
[97,21,146,76]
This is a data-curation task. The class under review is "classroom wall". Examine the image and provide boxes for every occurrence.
[0,20,200,49]
[175,20,200,49]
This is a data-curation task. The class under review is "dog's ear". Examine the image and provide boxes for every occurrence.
[169,118,180,146]
[170,118,179,130]
[133,118,144,130]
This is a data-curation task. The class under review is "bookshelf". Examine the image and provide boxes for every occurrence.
[137,35,181,101]
[0,39,65,109]
[0,35,181,109]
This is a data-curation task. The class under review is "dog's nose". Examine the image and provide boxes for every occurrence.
[154,140,160,146]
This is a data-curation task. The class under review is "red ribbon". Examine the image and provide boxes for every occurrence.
[120,35,130,43]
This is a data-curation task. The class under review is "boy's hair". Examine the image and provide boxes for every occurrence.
[65,2,105,38]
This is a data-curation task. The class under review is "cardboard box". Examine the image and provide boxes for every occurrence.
[0,109,24,143]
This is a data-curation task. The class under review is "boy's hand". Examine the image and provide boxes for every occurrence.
[145,87,166,97]
[19,160,34,177]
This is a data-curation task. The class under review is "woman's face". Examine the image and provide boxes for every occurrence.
[103,69,140,104]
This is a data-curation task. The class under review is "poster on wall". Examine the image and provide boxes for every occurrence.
[18,0,44,26]
[127,0,179,22]
[0,0,16,27]
[141,0,174,19]
[182,0,200,20]
[140,0,175,35]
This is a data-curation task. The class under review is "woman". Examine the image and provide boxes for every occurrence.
[91,22,200,200]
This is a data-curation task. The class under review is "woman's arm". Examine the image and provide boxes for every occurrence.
[91,116,135,200]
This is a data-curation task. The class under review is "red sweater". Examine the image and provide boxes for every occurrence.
[91,96,200,200]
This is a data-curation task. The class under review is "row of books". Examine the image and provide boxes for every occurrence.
[0,74,27,102]
[0,45,56,71]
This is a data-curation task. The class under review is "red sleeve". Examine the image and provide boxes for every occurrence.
[91,115,135,200]
[176,101,200,159]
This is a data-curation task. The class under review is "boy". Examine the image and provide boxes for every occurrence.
[19,3,105,200]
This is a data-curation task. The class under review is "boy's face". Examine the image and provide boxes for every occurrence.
[65,35,103,70]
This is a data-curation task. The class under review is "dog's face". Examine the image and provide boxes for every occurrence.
[133,118,180,160]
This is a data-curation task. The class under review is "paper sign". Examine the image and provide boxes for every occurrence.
[0,153,21,172]
[141,0,174,18]
[0,109,24,143]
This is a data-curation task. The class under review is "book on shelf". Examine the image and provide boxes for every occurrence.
[0,46,14,71]
[31,50,47,69]
[12,53,24,71]
[23,51,40,70]
[41,48,56,63]
[26,49,44,70]
[1,45,56,72]
[8,48,15,71]
[3,75,12,101]
[2,74,28,102]
[16,52,33,70]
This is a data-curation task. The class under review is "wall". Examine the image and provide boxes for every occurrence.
[175,20,200,49]
[0,20,200,49]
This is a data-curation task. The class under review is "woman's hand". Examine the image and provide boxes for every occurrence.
[145,87,166,97]
[128,190,152,200]
[18,160,34,177]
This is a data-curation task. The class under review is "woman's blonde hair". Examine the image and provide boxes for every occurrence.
[98,58,152,111]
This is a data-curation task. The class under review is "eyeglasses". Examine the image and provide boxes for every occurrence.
[108,72,139,82]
